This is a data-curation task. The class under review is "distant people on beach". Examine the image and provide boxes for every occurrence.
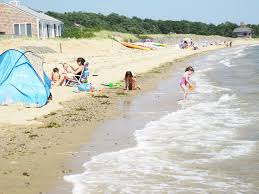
[180,66,195,100]
[179,38,199,50]
[225,41,232,48]
[192,44,199,50]
[230,41,232,47]
[124,71,140,90]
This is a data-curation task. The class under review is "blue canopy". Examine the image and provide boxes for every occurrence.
[0,49,51,107]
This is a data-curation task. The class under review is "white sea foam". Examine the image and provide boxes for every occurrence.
[219,59,235,67]
[195,67,214,73]
[64,47,257,194]
[216,46,249,67]
[206,54,218,61]
[248,44,259,48]
[65,88,255,194]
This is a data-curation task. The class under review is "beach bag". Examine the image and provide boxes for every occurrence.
[78,83,92,92]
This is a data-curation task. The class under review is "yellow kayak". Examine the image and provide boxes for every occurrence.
[121,42,152,51]
[152,43,167,47]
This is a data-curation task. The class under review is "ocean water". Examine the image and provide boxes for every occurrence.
[64,45,259,194]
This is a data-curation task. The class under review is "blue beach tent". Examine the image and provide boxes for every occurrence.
[0,49,51,107]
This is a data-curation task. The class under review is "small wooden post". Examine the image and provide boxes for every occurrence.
[112,35,114,50]
[59,43,62,53]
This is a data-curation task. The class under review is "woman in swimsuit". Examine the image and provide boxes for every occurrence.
[57,57,85,86]
[180,66,194,100]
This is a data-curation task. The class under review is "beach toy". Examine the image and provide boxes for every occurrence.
[90,87,95,93]
[81,78,88,83]
[189,84,196,92]
[102,82,123,89]
[109,83,113,88]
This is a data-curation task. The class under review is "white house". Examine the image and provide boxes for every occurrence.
[0,0,64,38]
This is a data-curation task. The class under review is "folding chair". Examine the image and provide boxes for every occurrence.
[65,62,89,86]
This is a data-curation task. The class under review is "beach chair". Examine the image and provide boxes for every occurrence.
[65,62,89,86]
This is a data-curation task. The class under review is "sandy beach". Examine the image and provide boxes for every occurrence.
[0,36,258,126]
[0,36,259,194]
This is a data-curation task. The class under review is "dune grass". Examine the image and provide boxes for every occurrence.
[93,30,139,42]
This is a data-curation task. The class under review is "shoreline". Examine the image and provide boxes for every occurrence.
[52,56,188,194]
[0,39,258,194]
[48,43,256,194]
[62,43,259,194]
[55,43,249,193]
[0,38,258,126]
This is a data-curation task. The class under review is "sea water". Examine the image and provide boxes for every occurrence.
[64,45,259,194]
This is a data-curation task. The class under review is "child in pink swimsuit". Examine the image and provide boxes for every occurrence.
[180,66,194,100]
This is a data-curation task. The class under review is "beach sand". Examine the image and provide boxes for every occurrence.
[0,36,259,194]
[0,37,258,126]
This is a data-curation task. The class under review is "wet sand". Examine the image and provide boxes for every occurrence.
[0,54,186,194]
[50,60,187,194]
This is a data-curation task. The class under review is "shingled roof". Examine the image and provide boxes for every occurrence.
[233,27,252,33]
[2,2,63,23]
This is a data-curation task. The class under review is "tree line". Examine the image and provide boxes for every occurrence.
[46,12,259,38]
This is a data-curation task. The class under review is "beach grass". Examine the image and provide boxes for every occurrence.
[39,122,61,128]
[94,30,139,42]
[92,94,110,98]
[44,112,57,118]
[75,107,87,111]
[116,92,128,96]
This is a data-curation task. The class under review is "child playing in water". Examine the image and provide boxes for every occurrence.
[180,66,194,100]
[51,67,60,85]
[124,71,140,90]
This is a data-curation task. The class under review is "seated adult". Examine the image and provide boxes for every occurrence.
[57,57,86,86]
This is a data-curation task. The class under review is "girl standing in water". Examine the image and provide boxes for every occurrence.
[180,66,194,100]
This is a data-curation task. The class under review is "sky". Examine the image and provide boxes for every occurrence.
[16,0,259,24]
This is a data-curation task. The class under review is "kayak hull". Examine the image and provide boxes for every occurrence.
[121,42,152,50]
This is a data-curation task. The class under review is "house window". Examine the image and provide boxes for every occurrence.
[46,24,50,38]
[39,23,42,37]
[26,24,32,37]
[54,24,57,36]
[20,24,26,36]
[14,24,19,35]
[13,23,32,36]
